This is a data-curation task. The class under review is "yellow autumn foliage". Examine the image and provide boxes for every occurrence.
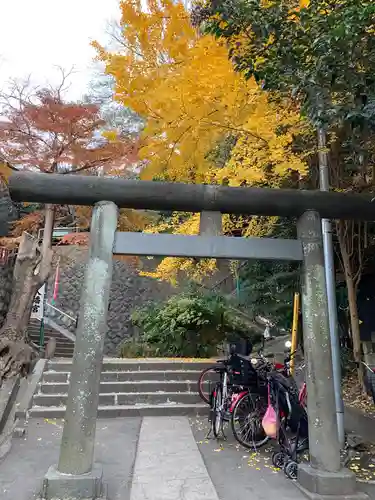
[94,0,308,283]
[0,163,13,182]
[214,97,308,188]
[94,1,252,183]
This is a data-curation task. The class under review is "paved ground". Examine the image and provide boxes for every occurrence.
[0,418,141,500]
[131,417,219,500]
[345,406,375,444]
[190,417,303,500]
[0,415,305,500]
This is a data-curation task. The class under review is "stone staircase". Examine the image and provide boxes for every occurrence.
[28,320,75,358]
[27,359,211,418]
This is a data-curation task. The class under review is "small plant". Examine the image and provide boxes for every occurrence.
[127,291,257,358]
[119,338,159,358]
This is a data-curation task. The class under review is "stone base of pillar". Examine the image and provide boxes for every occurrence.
[42,463,106,500]
[296,464,369,499]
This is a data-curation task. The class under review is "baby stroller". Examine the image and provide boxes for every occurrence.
[267,371,309,479]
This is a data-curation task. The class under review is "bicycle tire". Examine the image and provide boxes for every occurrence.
[213,383,223,438]
[231,391,269,449]
[198,366,220,405]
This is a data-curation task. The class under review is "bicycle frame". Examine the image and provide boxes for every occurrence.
[215,370,230,416]
[230,390,247,412]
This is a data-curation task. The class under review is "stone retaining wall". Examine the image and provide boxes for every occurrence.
[48,247,176,355]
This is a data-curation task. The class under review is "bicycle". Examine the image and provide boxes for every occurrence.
[208,358,233,438]
[206,348,252,438]
[230,353,274,449]
[198,344,278,405]
[202,342,300,448]
[230,344,307,449]
[205,349,264,440]
[198,362,224,405]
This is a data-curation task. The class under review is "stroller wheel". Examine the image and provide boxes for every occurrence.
[272,451,287,469]
[284,460,298,480]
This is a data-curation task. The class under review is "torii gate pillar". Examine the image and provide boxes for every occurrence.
[42,201,118,500]
[296,211,365,500]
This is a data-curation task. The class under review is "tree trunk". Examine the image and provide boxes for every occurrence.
[1,235,42,341]
[0,205,54,386]
[339,235,364,389]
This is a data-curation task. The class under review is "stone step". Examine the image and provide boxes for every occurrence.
[28,323,74,339]
[42,343,75,349]
[29,337,74,348]
[29,330,72,339]
[33,391,202,407]
[49,345,75,352]
[47,359,215,372]
[28,358,213,419]
[42,369,203,383]
[29,337,73,347]
[28,319,75,359]
[40,380,198,394]
[30,342,74,350]
[27,403,208,419]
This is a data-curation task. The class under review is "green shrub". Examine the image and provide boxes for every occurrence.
[126,291,256,358]
[119,338,159,358]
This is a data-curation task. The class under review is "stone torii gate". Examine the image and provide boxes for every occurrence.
[9,171,372,500]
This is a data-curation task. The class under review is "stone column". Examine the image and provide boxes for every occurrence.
[296,211,364,499]
[199,211,222,236]
[43,200,118,500]
[199,211,234,294]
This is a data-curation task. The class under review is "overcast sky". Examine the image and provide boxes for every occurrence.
[0,0,120,100]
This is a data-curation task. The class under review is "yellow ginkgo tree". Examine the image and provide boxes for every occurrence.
[94,0,309,283]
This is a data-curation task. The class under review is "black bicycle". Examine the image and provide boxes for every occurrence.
[208,358,235,438]
[230,353,273,449]
[204,349,252,439]
[206,351,274,447]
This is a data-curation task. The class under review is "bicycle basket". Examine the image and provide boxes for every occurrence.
[230,356,257,386]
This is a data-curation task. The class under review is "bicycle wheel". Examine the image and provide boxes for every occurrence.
[213,383,223,438]
[231,391,269,449]
[198,366,220,404]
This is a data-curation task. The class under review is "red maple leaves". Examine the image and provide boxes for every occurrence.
[0,78,138,175]
[59,232,89,246]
